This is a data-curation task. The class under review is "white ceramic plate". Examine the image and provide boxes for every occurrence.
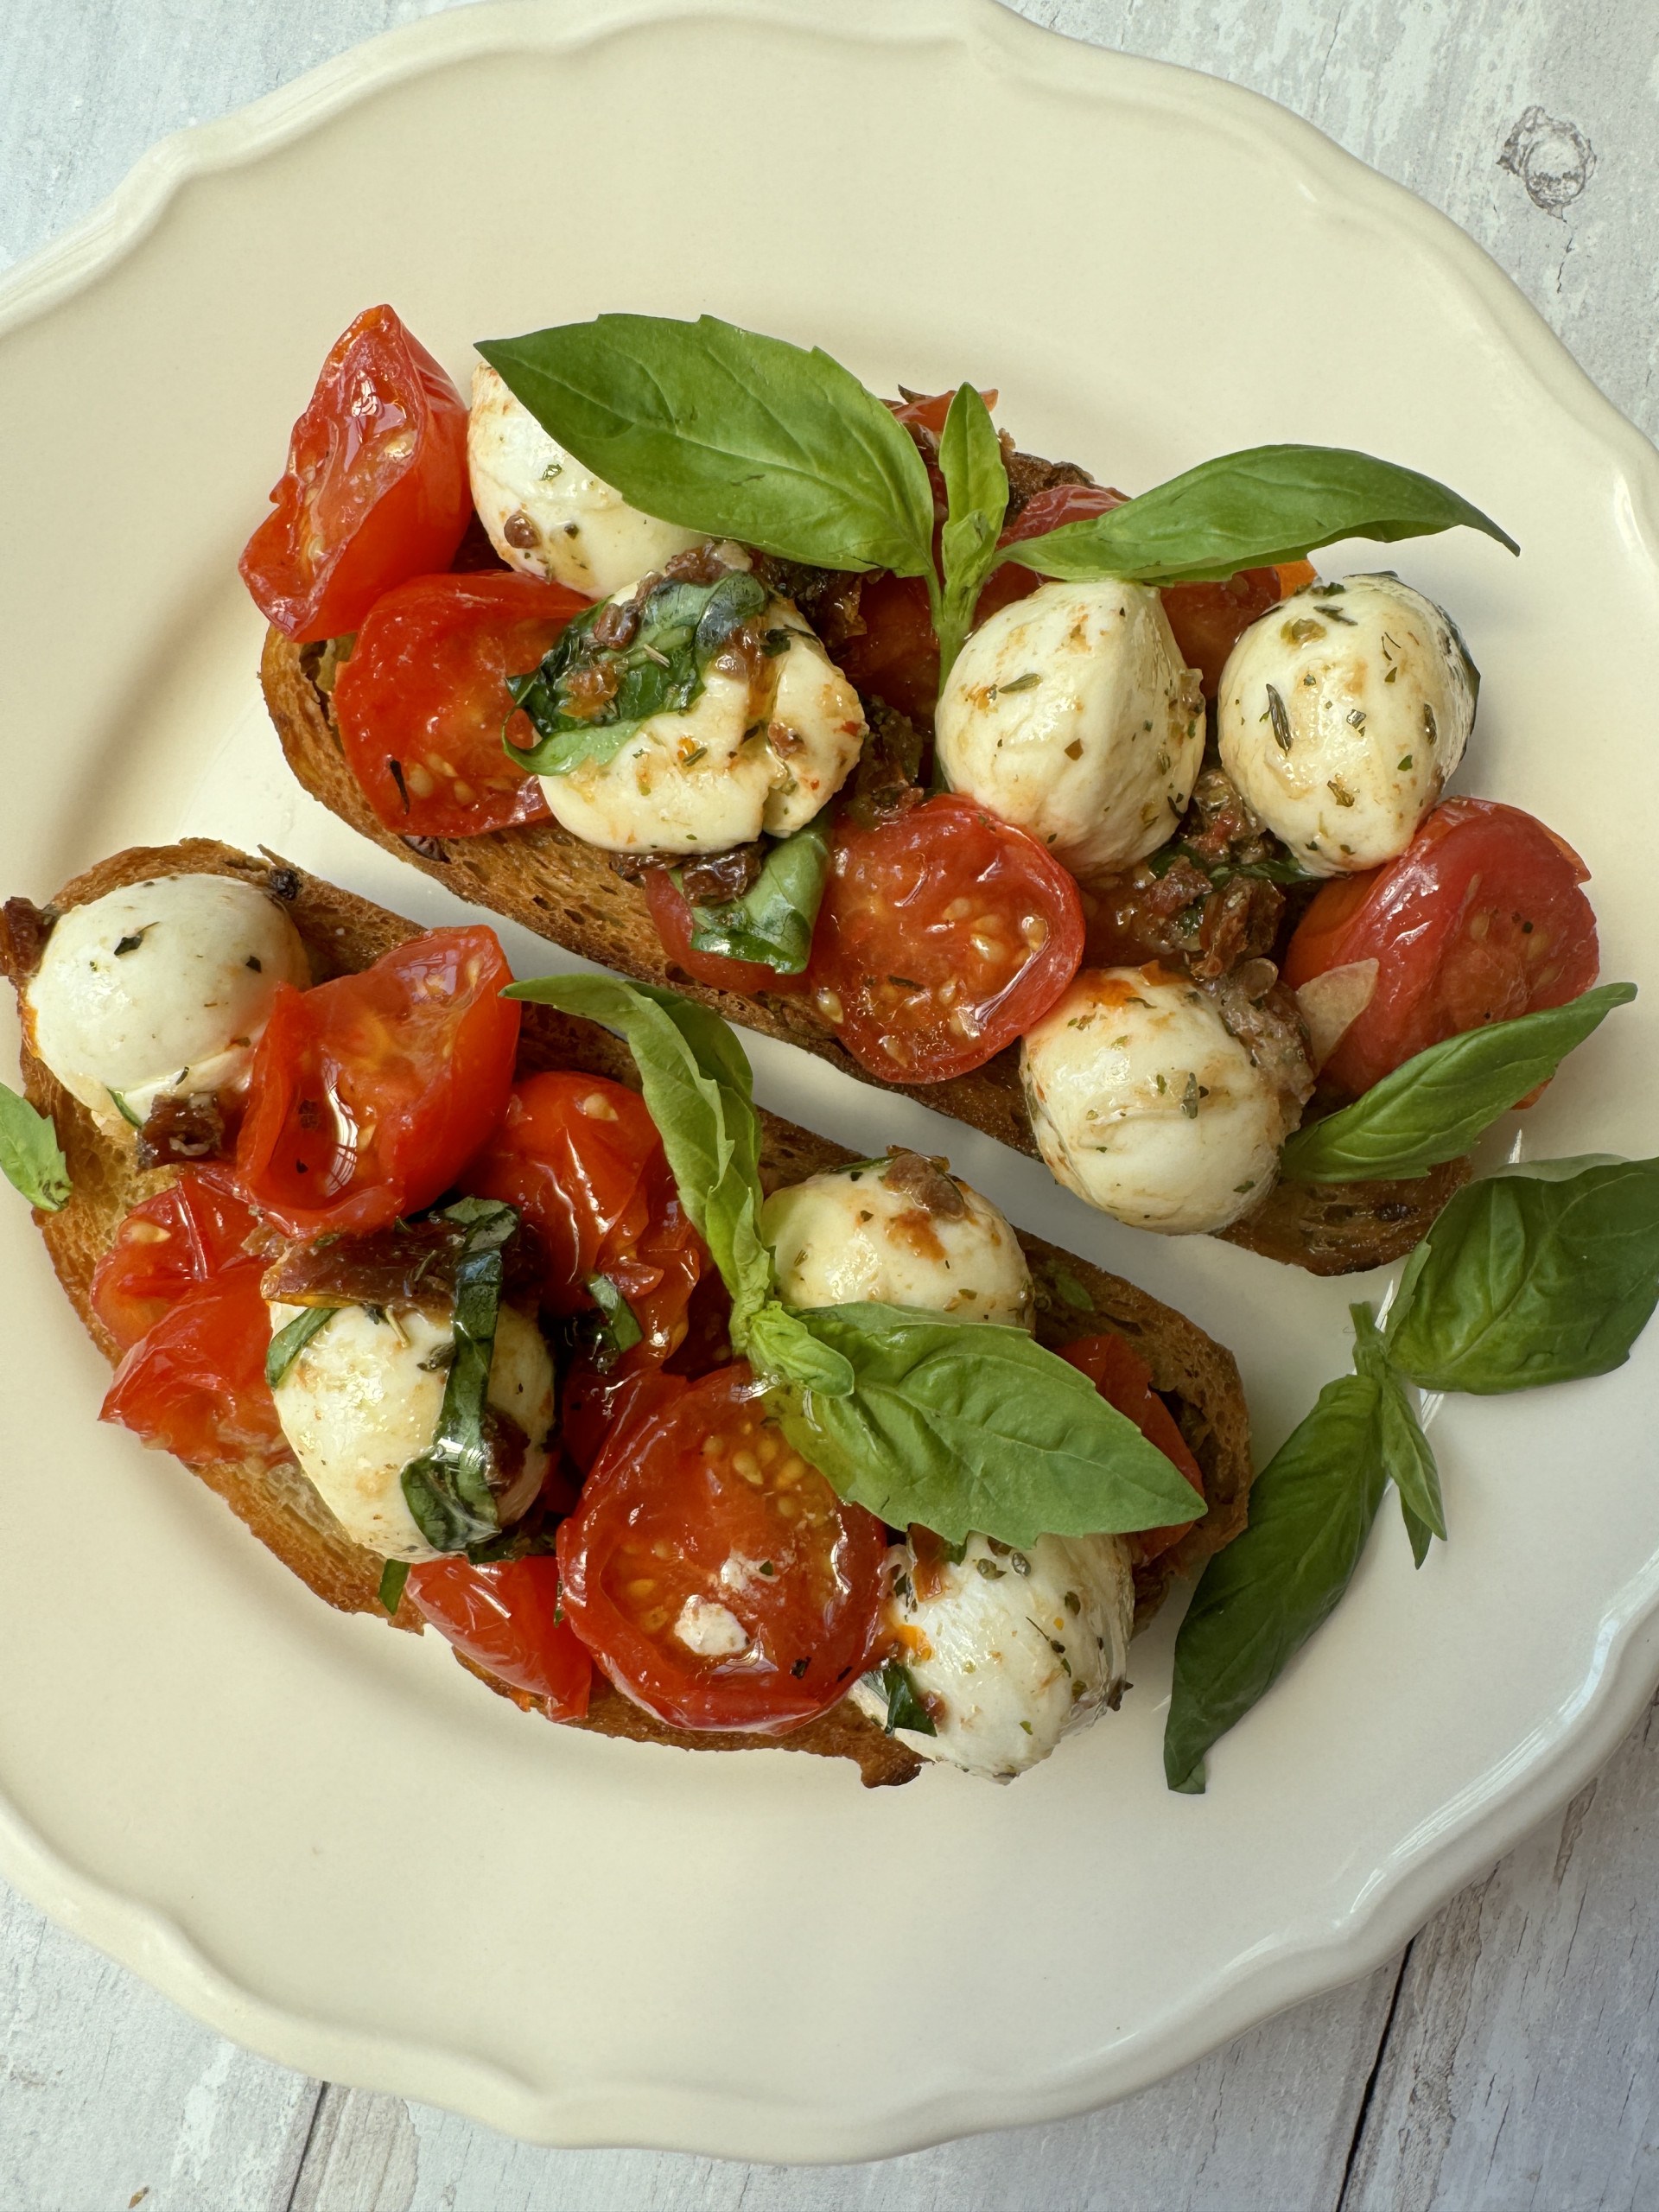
[2,0,1656,2162]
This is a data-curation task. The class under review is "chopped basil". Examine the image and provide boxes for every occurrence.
[378,1559,410,1616]
[265,1304,340,1389]
[506,569,769,777]
[105,1087,143,1129]
[0,1084,70,1211]
[398,1199,520,1553]
[584,1271,645,1368]
[868,1661,937,1738]
[681,818,830,977]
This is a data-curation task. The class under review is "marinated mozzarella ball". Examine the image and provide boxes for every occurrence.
[537,589,867,855]
[850,1531,1134,1780]
[1216,574,1477,876]
[935,580,1205,880]
[1020,969,1298,1234]
[760,1154,1034,1330]
[24,874,309,1137]
[269,1302,553,1561]
[468,363,707,596]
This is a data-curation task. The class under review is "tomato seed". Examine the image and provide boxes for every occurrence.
[405,764,435,799]
[732,1449,763,1483]
[452,781,475,804]
[815,988,844,1024]
[944,897,974,921]
[639,1606,670,1633]
[128,1222,169,1244]
[702,1433,726,1458]
[624,1577,658,1600]
[1020,914,1049,949]
[970,933,1001,962]
[775,1497,799,1520]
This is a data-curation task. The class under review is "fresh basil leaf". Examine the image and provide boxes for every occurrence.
[0,1084,69,1211]
[1351,1301,1445,1559]
[505,570,769,776]
[1280,983,1637,1184]
[1385,1157,1659,1394]
[935,383,1010,681]
[505,974,773,1343]
[585,1272,644,1367]
[1000,443,1517,587]
[867,1661,937,1738]
[378,1558,410,1617]
[1164,1368,1389,1793]
[746,1298,854,1397]
[681,819,830,977]
[265,1304,340,1389]
[779,1303,1202,1547]
[476,314,938,577]
[399,1200,519,1553]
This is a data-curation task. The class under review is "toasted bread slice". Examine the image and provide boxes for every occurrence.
[15,839,1253,1787]
[261,631,1470,1276]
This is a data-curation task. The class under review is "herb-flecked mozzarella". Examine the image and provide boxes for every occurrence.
[536,588,867,855]
[1020,969,1296,1234]
[760,1159,1034,1329]
[850,1532,1134,1780]
[934,580,1205,879]
[467,364,707,596]
[23,875,310,1136]
[1216,574,1476,876]
[268,1302,553,1561]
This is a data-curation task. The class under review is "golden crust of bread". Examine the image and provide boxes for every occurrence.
[16,839,1254,1786]
[262,627,1471,1275]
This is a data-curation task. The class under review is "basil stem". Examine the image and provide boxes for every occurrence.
[378,1558,410,1616]
[0,1084,69,1211]
[265,1304,340,1389]
[868,1661,937,1737]
[680,819,831,976]
[1279,982,1637,1184]
[398,1199,520,1553]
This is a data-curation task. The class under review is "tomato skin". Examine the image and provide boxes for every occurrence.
[1282,798,1601,1097]
[556,1363,888,1735]
[1057,1335,1205,1567]
[100,1257,285,1471]
[641,866,810,996]
[239,305,472,643]
[237,927,521,1237]
[1160,562,1317,697]
[92,1166,261,1351]
[334,572,588,837]
[807,793,1084,1082]
[405,1554,592,1719]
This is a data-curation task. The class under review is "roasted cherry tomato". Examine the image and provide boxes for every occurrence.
[237,927,520,1237]
[100,1257,284,1471]
[334,571,588,837]
[1160,562,1318,696]
[1281,798,1601,1098]
[1057,1334,1205,1567]
[556,1363,888,1734]
[806,793,1084,1082]
[239,304,471,642]
[405,1554,592,1719]
[92,1166,261,1351]
[641,867,811,997]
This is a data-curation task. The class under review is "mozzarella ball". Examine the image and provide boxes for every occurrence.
[24,874,309,1137]
[537,593,866,855]
[760,1156,1034,1329]
[1216,574,1476,876]
[935,580,1205,880]
[467,363,706,597]
[269,1302,553,1560]
[1020,968,1296,1234]
[849,1531,1134,1781]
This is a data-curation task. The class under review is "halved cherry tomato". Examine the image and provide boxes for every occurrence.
[806,793,1084,1082]
[1160,562,1318,696]
[641,867,811,996]
[239,305,472,643]
[92,1165,260,1351]
[405,1554,592,1719]
[556,1363,888,1734]
[100,1260,285,1471]
[334,572,588,837]
[1058,1335,1205,1567]
[1281,798,1601,1098]
[237,927,520,1237]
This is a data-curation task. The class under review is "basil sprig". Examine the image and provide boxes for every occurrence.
[478,315,937,577]
[1385,1157,1659,1393]
[0,1084,69,1211]
[508,973,1202,1544]
[265,1303,340,1389]
[681,818,830,977]
[1164,1301,1439,1794]
[934,383,1010,682]
[399,1198,520,1553]
[506,569,770,777]
[1001,444,1517,587]
[1280,983,1637,1184]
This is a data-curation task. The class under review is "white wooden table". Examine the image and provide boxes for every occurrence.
[3,3,1656,2205]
